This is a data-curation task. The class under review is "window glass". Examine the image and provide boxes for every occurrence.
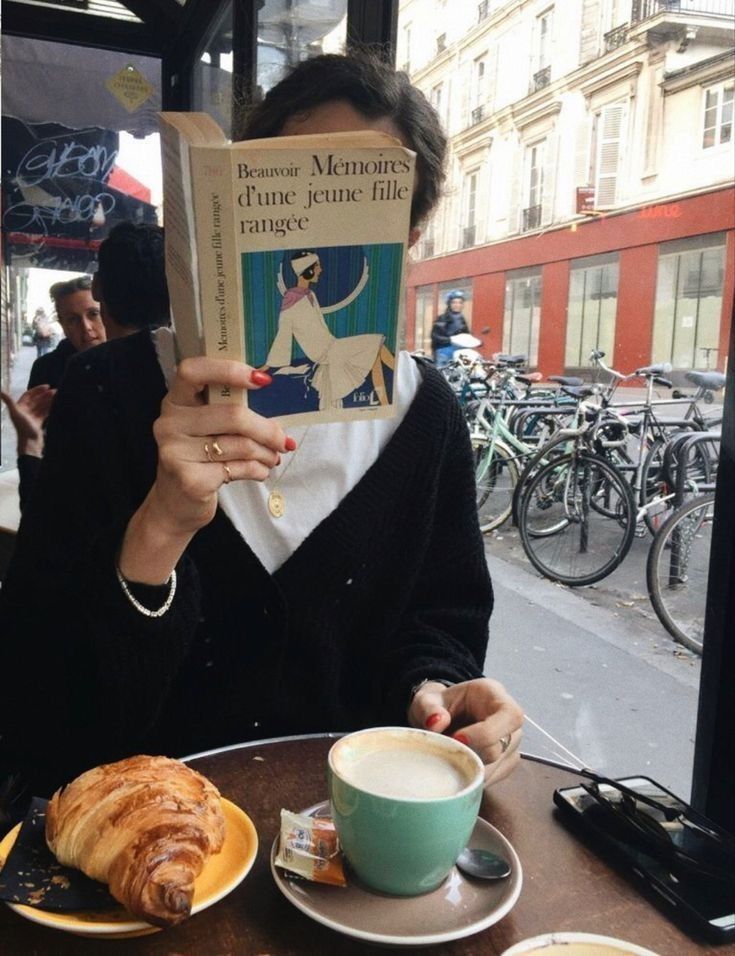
[653,235,726,368]
[257,0,347,94]
[503,270,541,363]
[414,284,435,354]
[703,82,734,149]
[565,255,619,368]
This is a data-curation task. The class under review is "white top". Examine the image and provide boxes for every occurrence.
[151,328,421,574]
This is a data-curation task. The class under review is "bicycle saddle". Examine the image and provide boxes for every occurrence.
[548,375,584,387]
[685,371,726,391]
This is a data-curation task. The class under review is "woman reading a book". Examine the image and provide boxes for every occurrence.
[0,52,523,806]
[266,250,395,409]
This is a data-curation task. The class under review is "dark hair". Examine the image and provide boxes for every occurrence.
[242,52,447,229]
[291,251,320,281]
[49,275,93,313]
[96,222,170,329]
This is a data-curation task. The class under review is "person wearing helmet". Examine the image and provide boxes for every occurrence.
[431,290,469,367]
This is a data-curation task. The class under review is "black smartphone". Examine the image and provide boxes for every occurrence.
[553,775,735,942]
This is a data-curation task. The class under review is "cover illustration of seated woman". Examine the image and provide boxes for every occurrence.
[247,245,398,417]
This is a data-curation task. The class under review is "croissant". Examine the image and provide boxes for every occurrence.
[45,754,226,927]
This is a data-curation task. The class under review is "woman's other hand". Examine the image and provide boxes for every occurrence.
[408,678,524,785]
[118,358,292,585]
[0,385,56,457]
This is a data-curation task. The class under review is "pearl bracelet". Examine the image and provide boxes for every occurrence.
[115,565,177,618]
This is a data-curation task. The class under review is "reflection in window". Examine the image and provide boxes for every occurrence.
[257,0,347,93]
[565,255,619,368]
[503,270,541,364]
[652,234,725,369]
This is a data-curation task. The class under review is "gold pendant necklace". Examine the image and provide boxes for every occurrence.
[267,489,286,518]
[266,427,310,519]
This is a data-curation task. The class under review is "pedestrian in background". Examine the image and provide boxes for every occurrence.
[431,290,469,367]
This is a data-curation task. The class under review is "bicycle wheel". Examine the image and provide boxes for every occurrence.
[640,435,712,534]
[474,438,519,533]
[517,452,636,586]
[646,493,715,654]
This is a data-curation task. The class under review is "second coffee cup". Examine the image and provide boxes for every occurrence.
[328,726,484,895]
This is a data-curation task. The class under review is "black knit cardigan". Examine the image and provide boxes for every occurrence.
[0,331,493,798]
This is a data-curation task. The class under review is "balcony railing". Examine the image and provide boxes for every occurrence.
[531,65,551,93]
[632,0,733,22]
[604,23,630,50]
[478,0,489,22]
[462,225,476,248]
[419,239,435,258]
[470,105,485,125]
[522,205,542,231]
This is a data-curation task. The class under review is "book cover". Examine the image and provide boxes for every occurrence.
[159,113,416,425]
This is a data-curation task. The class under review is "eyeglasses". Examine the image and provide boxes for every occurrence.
[576,769,735,885]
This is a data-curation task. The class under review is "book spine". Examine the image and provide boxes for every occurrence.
[188,146,245,404]
[159,121,203,360]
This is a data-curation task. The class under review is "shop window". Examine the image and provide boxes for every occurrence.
[503,270,541,365]
[565,254,619,368]
[652,234,726,369]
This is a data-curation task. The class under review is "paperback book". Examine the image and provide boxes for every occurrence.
[159,112,416,424]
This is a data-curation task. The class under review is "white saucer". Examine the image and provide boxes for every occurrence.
[270,801,522,948]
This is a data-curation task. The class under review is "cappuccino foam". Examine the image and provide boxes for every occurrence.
[342,746,469,799]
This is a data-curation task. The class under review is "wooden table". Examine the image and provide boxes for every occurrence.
[0,736,729,954]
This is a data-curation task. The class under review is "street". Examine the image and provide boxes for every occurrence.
[483,525,700,801]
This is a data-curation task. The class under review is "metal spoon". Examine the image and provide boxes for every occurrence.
[455,846,512,880]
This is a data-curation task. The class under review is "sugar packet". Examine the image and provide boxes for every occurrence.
[274,809,347,887]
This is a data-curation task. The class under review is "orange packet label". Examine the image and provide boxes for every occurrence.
[274,809,347,887]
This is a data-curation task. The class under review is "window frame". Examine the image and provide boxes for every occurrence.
[702,80,734,150]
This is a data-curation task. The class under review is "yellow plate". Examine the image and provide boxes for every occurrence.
[0,798,257,939]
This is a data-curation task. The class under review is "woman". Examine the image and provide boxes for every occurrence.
[0,53,522,808]
[267,250,394,409]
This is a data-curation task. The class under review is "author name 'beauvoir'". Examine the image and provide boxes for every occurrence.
[236,151,411,180]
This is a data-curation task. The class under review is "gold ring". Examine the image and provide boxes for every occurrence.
[204,441,214,462]
[499,733,512,754]
[212,439,224,457]
[222,463,232,484]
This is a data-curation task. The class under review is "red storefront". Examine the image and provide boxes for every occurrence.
[407,185,735,378]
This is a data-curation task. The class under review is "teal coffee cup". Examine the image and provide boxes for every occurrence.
[328,726,484,895]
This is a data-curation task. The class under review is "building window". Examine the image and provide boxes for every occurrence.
[430,82,444,124]
[536,8,553,72]
[402,23,411,74]
[462,171,478,247]
[652,234,726,370]
[414,284,436,355]
[436,32,447,54]
[503,270,542,365]
[471,56,487,122]
[703,81,734,148]
[590,103,625,206]
[522,141,544,231]
[565,255,619,368]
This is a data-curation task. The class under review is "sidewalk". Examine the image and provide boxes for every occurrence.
[1,344,37,472]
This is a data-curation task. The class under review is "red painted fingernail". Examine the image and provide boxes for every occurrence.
[251,370,272,386]
[453,732,471,747]
[284,436,297,452]
[425,713,443,729]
